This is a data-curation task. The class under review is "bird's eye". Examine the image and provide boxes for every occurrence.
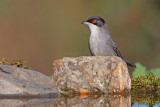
[92,20,96,24]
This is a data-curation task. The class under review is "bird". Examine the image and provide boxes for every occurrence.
[81,16,135,67]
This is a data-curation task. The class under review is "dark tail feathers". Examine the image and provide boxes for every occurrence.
[121,56,136,67]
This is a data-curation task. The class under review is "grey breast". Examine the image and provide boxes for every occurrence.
[89,25,117,56]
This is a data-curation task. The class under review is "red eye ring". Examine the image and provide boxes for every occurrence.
[92,20,96,24]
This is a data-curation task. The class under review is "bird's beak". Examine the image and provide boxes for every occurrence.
[81,21,88,24]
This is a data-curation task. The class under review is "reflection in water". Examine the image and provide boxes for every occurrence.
[0,98,59,107]
[0,95,131,107]
[57,95,131,107]
[1,94,160,107]
[131,94,160,107]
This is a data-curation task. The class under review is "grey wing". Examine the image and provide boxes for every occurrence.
[110,40,122,57]
[112,46,122,57]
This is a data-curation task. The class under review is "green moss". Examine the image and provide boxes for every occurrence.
[131,73,160,92]
[49,75,53,79]
[0,58,31,69]
[60,87,78,97]
[131,63,160,94]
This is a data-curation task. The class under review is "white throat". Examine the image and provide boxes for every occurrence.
[88,24,101,37]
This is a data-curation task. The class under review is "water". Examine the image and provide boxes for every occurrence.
[1,94,160,107]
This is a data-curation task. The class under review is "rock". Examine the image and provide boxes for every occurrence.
[53,56,131,94]
[0,64,59,96]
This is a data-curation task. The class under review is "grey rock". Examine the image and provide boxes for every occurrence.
[0,64,59,96]
[53,56,131,94]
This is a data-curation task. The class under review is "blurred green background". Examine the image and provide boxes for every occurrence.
[0,0,160,75]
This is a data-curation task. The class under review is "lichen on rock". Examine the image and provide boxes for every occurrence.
[53,56,131,95]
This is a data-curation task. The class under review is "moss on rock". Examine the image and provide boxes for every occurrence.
[0,58,31,69]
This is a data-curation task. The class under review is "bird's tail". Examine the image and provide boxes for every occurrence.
[121,56,136,67]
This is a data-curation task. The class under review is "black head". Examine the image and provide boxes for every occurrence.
[82,16,105,27]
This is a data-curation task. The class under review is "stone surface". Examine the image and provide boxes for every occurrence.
[0,64,58,96]
[53,56,131,94]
